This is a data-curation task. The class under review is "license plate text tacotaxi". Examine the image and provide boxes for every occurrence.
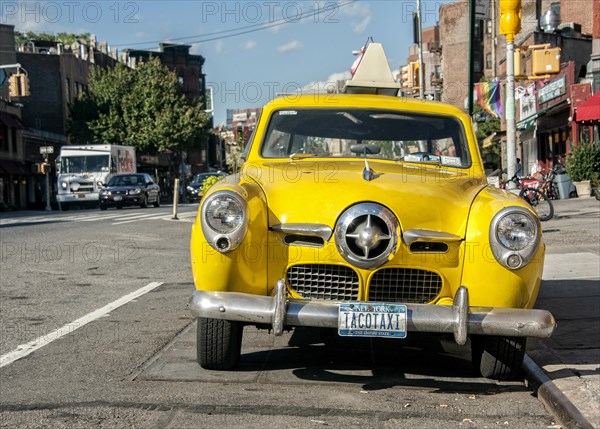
[338,303,407,338]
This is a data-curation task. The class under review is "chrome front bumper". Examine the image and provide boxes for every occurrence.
[188,281,556,345]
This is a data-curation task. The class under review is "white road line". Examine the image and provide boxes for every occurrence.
[0,282,164,368]
[111,213,168,225]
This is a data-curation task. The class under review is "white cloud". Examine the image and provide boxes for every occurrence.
[277,40,303,54]
[241,40,257,50]
[302,70,352,93]
[339,1,372,33]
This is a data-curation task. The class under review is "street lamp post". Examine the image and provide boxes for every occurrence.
[416,0,425,99]
[500,0,522,189]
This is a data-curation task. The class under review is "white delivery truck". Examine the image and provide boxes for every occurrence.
[56,144,136,209]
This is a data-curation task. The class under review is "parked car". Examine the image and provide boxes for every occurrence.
[99,173,160,210]
[188,43,555,380]
[186,172,227,201]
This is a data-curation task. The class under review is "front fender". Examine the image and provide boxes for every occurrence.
[190,174,269,295]
[461,187,544,309]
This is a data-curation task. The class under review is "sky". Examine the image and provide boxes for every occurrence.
[1,0,453,125]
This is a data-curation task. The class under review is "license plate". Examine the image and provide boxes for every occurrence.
[113,196,123,201]
[78,194,86,199]
[338,303,407,338]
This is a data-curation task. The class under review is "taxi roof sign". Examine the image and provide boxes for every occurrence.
[343,43,401,96]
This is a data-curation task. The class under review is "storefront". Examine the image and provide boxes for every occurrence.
[534,63,577,169]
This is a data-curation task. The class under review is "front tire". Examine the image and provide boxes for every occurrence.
[153,193,160,207]
[471,335,527,380]
[140,194,148,208]
[197,318,243,370]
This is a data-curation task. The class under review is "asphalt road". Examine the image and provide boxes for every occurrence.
[0,206,559,428]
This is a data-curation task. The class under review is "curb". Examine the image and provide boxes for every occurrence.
[523,355,595,429]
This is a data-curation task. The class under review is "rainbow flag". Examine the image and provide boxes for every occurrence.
[475,81,503,119]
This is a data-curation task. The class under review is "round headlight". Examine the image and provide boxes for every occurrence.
[200,190,248,253]
[205,194,245,233]
[60,181,68,189]
[496,212,537,250]
[489,207,540,270]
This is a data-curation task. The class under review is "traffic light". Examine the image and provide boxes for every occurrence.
[411,62,422,94]
[8,74,20,97]
[514,48,527,80]
[19,74,30,96]
[7,73,30,97]
[401,65,412,90]
[499,0,522,41]
[33,163,50,174]
[532,47,561,75]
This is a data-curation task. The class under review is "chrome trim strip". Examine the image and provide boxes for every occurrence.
[271,223,333,241]
[189,285,556,342]
[403,229,462,246]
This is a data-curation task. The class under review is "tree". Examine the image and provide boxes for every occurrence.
[68,57,210,154]
[15,31,90,48]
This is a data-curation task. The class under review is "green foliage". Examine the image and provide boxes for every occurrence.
[473,105,501,142]
[68,58,210,153]
[566,141,600,182]
[201,175,224,196]
[15,31,90,47]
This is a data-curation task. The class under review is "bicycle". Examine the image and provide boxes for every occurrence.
[505,175,554,221]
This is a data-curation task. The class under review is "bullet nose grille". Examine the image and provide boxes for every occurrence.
[369,268,442,304]
[286,264,359,301]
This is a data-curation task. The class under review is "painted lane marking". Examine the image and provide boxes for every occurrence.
[0,282,164,368]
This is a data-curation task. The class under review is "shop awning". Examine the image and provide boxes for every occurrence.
[574,91,600,124]
[0,159,30,175]
[0,112,26,130]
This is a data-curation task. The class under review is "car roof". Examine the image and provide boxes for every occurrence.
[264,93,468,118]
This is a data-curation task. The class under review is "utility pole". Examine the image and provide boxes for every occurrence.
[467,0,476,115]
[499,0,522,189]
[416,0,425,99]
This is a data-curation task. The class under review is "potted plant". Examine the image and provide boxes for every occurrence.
[566,141,600,198]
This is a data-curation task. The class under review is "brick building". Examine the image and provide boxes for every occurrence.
[0,24,28,210]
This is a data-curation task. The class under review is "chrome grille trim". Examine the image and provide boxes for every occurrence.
[369,268,442,304]
[286,264,359,301]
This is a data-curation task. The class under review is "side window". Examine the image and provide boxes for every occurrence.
[145,174,153,184]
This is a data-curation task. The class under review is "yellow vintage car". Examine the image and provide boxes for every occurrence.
[189,44,555,380]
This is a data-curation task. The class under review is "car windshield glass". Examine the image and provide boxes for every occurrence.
[260,109,471,168]
[107,175,143,187]
[61,155,109,173]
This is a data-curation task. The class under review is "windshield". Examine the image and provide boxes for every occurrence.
[260,109,471,168]
[61,155,109,174]
[107,175,145,187]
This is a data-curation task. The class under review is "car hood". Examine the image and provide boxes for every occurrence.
[247,160,486,238]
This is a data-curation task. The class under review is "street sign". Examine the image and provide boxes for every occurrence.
[40,146,54,154]
[476,0,490,19]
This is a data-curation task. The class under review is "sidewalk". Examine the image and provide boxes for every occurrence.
[525,196,600,429]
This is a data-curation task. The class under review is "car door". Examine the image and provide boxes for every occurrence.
[145,174,159,201]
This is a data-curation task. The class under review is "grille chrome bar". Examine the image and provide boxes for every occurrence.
[369,268,442,304]
[286,264,359,301]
